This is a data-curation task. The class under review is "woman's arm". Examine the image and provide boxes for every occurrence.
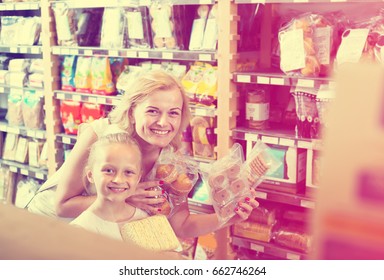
[168,194,259,239]
[55,125,98,218]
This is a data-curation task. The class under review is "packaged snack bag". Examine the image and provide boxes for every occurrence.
[100,7,126,48]
[60,100,82,135]
[22,90,44,130]
[188,5,209,50]
[61,56,77,91]
[90,57,116,95]
[53,5,77,46]
[124,6,152,49]
[74,56,92,93]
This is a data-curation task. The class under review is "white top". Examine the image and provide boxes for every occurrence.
[70,207,149,241]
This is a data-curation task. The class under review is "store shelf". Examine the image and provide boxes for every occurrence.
[189,104,216,118]
[0,85,44,97]
[56,133,77,145]
[255,187,315,209]
[232,127,323,150]
[55,90,122,106]
[0,121,46,140]
[233,71,333,88]
[0,1,40,11]
[0,45,42,55]
[231,236,307,260]
[51,0,215,9]
[0,159,48,181]
[235,0,377,3]
[51,46,216,62]
[188,199,214,214]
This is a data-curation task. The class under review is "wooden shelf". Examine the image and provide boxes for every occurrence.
[0,159,48,181]
[231,236,307,260]
[51,46,217,62]
[0,85,44,98]
[0,45,42,55]
[232,127,323,150]
[0,121,46,140]
[0,1,40,11]
[233,71,334,88]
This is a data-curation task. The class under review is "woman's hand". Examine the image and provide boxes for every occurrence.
[228,188,259,225]
[126,181,166,213]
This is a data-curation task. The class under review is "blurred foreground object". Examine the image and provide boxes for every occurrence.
[312,62,384,259]
[0,203,179,260]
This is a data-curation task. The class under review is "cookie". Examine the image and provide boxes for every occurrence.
[229,178,246,195]
[212,188,230,206]
[208,173,225,189]
[155,164,178,183]
[170,173,193,196]
[224,163,241,181]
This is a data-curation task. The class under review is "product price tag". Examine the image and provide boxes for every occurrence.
[97,97,106,104]
[9,166,18,173]
[162,52,173,60]
[63,137,72,145]
[56,93,65,100]
[279,138,295,147]
[0,87,4,93]
[255,191,267,199]
[138,52,149,59]
[8,127,20,134]
[286,253,301,260]
[27,131,35,138]
[31,47,41,54]
[109,50,119,57]
[293,0,309,3]
[29,3,39,10]
[84,49,93,56]
[21,169,29,176]
[199,54,212,61]
[60,48,70,55]
[88,97,97,104]
[19,47,28,53]
[36,173,45,180]
[250,243,265,253]
[297,140,313,149]
[270,77,285,86]
[15,3,25,10]
[244,133,259,142]
[36,131,45,139]
[126,50,137,58]
[300,200,315,209]
[72,95,81,102]
[0,123,6,131]
[261,135,279,145]
[10,47,18,53]
[237,75,251,83]
[257,76,270,84]
[111,98,120,106]
[297,79,314,88]
[69,49,78,55]
[52,48,60,55]
[5,3,14,10]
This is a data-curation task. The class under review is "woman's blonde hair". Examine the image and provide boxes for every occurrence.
[108,69,191,150]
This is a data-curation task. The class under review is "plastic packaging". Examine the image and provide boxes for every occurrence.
[190,115,216,160]
[100,7,126,49]
[22,90,44,129]
[201,4,218,50]
[61,56,77,91]
[91,57,116,95]
[74,56,92,93]
[188,5,209,50]
[15,179,41,209]
[53,5,77,46]
[7,90,24,126]
[125,6,152,49]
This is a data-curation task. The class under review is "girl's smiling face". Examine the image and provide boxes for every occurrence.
[132,87,183,148]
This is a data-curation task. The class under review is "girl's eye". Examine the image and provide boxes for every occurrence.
[103,168,114,174]
[124,170,134,176]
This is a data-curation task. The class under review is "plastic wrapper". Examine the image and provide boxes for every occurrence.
[76,9,103,47]
[125,6,152,49]
[188,5,209,50]
[245,141,282,189]
[18,17,41,45]
[28,140,44,168]
[248,205,277,226]
[53,5,77,46]
[180,125,193,156]
[15,178,41,209]
[149,147,199,206]
[61,56,77,91]
[0,56,11,70]
[0,17,20,46]
[0,70,9,85]
[181,64,206,105]
[75,56,92,93]
[272,226,312,253]
[195,66,218,107]
[190,115,216,160]
[9,72,28,88]
[7,90,24,126]
[116,66,142,95]
[22,90,44,130]
[149,2,184,50]
[146,185,173,217]
[291,87,319,139]
[15,136,28,163]
[100,7,126,49]
[60,100,82,135]
[91,57,116,95]
[29,59,44,74]
[28,73,44,88]
[80,102,106,124]
[2,133,19,161]
[232,221,273,243]
[8,59,30,73]
[202,143,251,225]
[201,4,218,50]
[279,13,334,77]
[109,57,129,86]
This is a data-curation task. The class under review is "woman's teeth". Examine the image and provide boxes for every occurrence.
[152,129,169,135]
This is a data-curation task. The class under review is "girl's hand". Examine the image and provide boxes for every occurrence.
[126,180,165,213]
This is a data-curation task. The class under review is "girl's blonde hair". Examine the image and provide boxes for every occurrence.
[108,69,191,150]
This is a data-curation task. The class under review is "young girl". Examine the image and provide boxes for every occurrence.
[70,133,149,240]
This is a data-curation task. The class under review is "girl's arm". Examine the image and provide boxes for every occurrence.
[168,194,259,239]
[55,125,98,218]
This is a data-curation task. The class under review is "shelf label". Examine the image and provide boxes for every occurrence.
[69,49,78,55]
[30,3,39,10]
[27,131,36,138]
[199,54,212,61]
[21,169,29,176]
[97,97,106,104]
[294,0,308,3]
[19,47,28,53]
[0,123,6,131]
[63,137,72,145]
[279,138,295,147]
[52,48,60,55]
[244,133,259,142]
[10,47,18,53]
[8,127,20,134]
[60,49,70,55]
[255,191,267,199]
[72,95,82,102]
[11,88,23,95]
[5,3,14,10]
[162,52,173,60]
[297,140,313,149]
[36,131,45,139]
[300,200,315,209]
[261,136,279,145]
[56,93,65,100]
[270,77,285,86]
[15,3,26,10]
[297,79,314,88]
[9,166,18,173]
[36,173,45,180]
[257,76,269,84]
[250,243,265,253]
[109,50,119,57]
[88,97,97,104]
[111,99,120,106]
[31,47,40,54]
[286,253,300,260]
[138,52,149,58]
[236,75,251,83]
[195,108,213,117]
[84,49,93,56]
[126,50,137,58]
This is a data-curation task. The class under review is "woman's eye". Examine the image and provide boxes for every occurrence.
[169,111,180,117]
[147,109,158,114]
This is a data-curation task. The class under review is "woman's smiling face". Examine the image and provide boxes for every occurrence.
[132,87,183,148]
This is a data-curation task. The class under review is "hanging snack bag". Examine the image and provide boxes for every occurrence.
[190,115,216,160]
[80,102,106,124]
[188,5,209,50]
[109,57,129,85]
[203,143,252,225]
[201,4,218,50]
[181,64,206,104]
[22,90,44,130]
[195,66,218,107]
[53,5,77,46]
[245,141,282,189]
[91,57,116,95]
[74,56,92,93]
[149,2,181,50]
[125,6,152,49]
[100,7,126,49]
[61,56,77,91]
[76,9,103,47]
[7,90,24,126]
[60,100,82,135]
[18,16,41,46]
[0,16,20,46]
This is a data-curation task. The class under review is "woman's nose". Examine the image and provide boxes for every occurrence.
[156,113,168,126]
